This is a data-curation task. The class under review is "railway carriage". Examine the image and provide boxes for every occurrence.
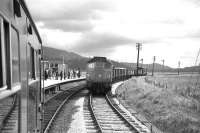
[112,67,134,81]
[0,0,42,132]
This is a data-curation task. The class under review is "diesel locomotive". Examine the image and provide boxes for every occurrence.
[86,57,113,94]
[86,57,135,94]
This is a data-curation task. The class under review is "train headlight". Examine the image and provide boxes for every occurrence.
[98,74,102,78]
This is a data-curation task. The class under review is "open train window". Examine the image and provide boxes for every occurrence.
[13,0,21,17]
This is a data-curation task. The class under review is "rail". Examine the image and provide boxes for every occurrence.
[105,93,140,132]
[89,94,103,133]
[0,94,17,131]
[43,88,83,133]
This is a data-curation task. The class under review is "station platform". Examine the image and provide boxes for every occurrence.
[42,77,86,89]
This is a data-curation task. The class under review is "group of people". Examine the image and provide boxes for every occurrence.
[44,68,81,80]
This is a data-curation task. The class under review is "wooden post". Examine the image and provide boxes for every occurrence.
[136,43,142,76]
[152,56,156,76]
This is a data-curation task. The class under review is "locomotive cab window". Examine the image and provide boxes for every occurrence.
[88,63,95,68]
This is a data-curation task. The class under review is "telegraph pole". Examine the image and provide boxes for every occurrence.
[136,43,142,76]
[161,59,165,72]
[152,56,156,76]
[178,61,181,75]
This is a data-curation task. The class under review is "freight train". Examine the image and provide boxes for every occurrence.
[86,57,135,94]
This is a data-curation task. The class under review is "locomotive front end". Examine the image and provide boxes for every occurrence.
[86,57,112,94]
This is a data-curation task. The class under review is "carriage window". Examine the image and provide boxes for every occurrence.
[3,20,11,88]
[35,51,39,77]
[0,21,2,87]
[30,46,35,79]
[28,44,36,80]
[11,27,20,83]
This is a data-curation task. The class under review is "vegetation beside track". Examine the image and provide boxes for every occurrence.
[116,74,200,133]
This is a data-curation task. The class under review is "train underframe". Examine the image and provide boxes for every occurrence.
[87,81,112,94]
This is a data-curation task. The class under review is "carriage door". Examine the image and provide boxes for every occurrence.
[27,43,39,132]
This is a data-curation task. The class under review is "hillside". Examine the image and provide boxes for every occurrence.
[43,46,89,70]
[42,46,199,72]
[122,62,172,72]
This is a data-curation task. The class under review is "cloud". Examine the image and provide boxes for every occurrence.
[186,30,200,38]
[71,32,136,54]
[40,20,94,32]
[28,0,110,21]
[27,0,200,67]
[160,18,184,25]
[186,0,200,6]
[27,0,111,32]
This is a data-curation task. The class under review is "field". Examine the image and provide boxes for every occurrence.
[116,73,200,133]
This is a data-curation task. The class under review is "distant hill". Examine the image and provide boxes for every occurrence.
[121,62,172,72]
[43,46,89,70]
[178,66,200,73]
[43,46,200,72]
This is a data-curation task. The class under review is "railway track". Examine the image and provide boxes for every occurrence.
[87,93,150,133]
[43,84,85,133]
[0,95,18,133]
[83,94,102,133]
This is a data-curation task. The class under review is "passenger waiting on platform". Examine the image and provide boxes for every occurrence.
[60,71,63,80]
[77,68,81,78]
[53,71,56,79]
[67,71,70,79]
[48,70,51,79]
[70,70,73,79]
[73,70,76,78]
[55,71,58,80]
[44,69,48,80]
[64,71,66,80]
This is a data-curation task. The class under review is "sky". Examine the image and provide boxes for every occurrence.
[26,0,200,68]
